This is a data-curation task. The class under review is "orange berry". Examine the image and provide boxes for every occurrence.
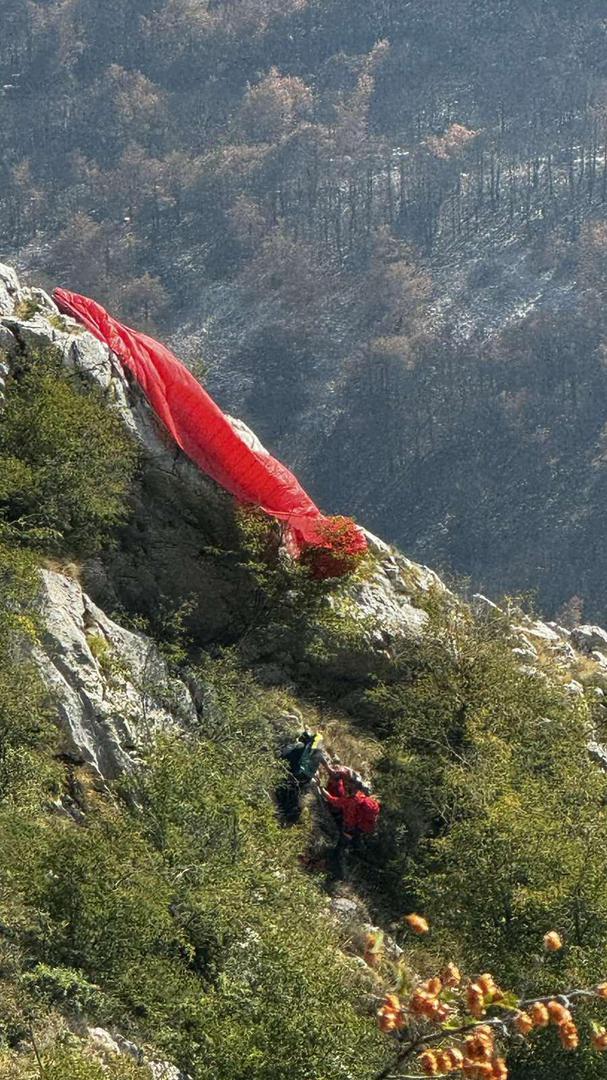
[377,993,407,1032]
[384,994,400,1012]
[464,1042,490,1064]
[558,1020,579,1050]
[467,983,486,1018]
[475,1026,495,1040]
[409,989,426,1012]
[543,931,563,952]
[463,1061,493,1079]
[465,1030,494,1062]
[492,1058,508,1080]
[410,988,446,1022]
[597,983,607,999]
[434,1001,453,1022]
[547,1001,572,1025]
[378,1013,397,1033]
[436,1050,455,1073]
[442,962,462,987]
[406,913,430,935]
[528,1002,549,1028]
[410,989,434,1014]
[514,1011,534,1036]
[419,1050,439,1076]
[446,1048,464,1069]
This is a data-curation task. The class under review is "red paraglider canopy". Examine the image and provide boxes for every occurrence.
[53,288,367,578]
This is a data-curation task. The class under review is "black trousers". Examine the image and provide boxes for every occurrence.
[277,775,307,825]
[329,829,362,880]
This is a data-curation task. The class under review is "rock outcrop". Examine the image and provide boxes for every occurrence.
[87,1028,190,1079]
[6,262,607,784]
[570,624,607,655]
[0,263,440,774]
[35,569,197,780]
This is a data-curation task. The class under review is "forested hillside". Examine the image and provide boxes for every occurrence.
[4,1,607,612]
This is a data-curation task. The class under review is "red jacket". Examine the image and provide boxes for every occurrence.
[324,789,380,834]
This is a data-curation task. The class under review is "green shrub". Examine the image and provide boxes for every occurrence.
[0,656,387,1079]
[0,345,137,556]
[21,965,104,1014]
[232,505,380,685]
[0,543,59,804]
[0,1044,153,1080]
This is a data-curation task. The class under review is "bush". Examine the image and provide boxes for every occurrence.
[21,965,104,1014]
[0,543,58,804]
[0,345,137,556]
[0,656,388,1079]
[363,595,607,1079]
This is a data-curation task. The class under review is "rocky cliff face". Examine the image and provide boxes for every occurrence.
[2,262,607,784]
[0,263,443,776]
[35,569,197,780]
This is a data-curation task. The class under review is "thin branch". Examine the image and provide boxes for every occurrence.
[29,1023,47,1080]
[373,987,604,1080]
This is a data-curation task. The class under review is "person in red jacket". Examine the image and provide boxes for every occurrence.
[320,775,380,880]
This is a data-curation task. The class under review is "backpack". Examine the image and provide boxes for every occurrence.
[355,794,381,834]
[295,734,323,782]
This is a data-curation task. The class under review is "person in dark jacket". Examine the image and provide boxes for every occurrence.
[277,732,328,824]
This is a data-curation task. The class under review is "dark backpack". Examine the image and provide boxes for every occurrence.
[283,734,323,783]
[296,739,319,782]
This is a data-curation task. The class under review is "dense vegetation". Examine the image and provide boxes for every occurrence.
[0,343,389,1078]
[3,325,607,1077]
[4,2,607,616]
[0,344,137,555]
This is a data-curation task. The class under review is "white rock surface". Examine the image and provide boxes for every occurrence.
[35,570,196,779]
[0,262,22,315]
[88,1027,190,1079]
[513,620,561,642]
[472,593,503,615]
[564,679,585,697]
[330,897,360,921]
[346,567,429,641]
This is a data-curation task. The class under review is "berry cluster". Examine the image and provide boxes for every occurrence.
[374,917,607,1079]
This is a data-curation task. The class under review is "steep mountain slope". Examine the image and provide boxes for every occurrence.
[3,264,607,1078]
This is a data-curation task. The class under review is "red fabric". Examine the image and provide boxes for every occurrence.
[323,790,381,834]
[354,793,381,834]
[53,288,367,576]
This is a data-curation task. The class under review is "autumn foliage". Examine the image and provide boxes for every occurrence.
[373,919,607,1079]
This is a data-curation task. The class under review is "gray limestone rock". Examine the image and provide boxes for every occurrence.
[87,1028,190,1079]
[513,620,560,642]
[472,593,503,615]
[0,262,22,315]
[564,679,585,697]
[34,569,196,780]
